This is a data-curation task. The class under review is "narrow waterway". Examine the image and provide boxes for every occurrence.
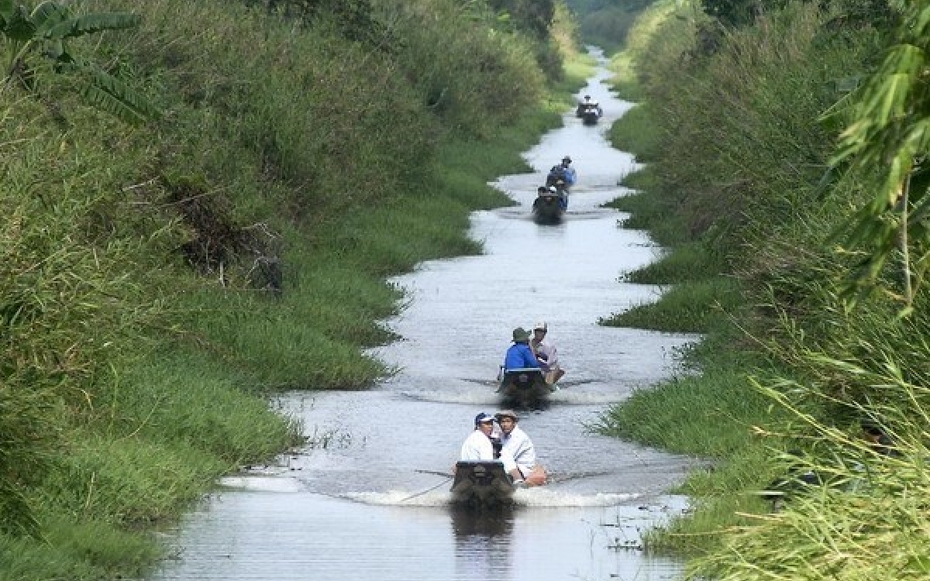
[149,50,700,581]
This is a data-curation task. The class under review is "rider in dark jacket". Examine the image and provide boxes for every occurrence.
[503,327,543,371]
[546,156,576,209]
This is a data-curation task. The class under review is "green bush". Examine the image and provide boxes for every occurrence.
[1,0,560,577]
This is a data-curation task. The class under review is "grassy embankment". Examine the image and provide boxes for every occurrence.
[596,1,930,579]
[0,0,591,578]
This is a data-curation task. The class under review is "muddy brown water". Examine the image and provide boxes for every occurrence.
[148,49,701,581]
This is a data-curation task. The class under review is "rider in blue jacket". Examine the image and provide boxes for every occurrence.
[549,155,578,186]
[504,327,543,370]
[546,156,575,209]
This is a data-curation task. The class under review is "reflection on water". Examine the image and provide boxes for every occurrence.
[450,505,515,537]
[451,507,515,578]
[148,47,698,581]
[151,486,689,581]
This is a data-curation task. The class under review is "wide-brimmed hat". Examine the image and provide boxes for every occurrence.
[533,321,548,332]
[474,412,495,426]
[494,409,519,422]
[512,327,531,342]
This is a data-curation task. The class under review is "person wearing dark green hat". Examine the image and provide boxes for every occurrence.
[502,327,543,372]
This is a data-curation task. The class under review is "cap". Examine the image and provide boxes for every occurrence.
[562,156,572,162]
[495,410,519,421]
[475,412,495,425]
[512,327,531,342]
[533,321,548,331]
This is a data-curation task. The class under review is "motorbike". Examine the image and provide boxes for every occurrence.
[580,103,602,125]
[542,174,570,212]
[532,187,564,224]
[495,367,553,410]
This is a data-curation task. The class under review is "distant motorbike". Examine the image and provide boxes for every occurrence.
[495,367,553,410]
[580,103,602,125]
[533,187,564,224]
[535,178,568,223]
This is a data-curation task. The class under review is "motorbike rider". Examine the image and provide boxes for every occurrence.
[547,156,576,187]
[550,185,567,210]
[576,94,602,117]
[546,156,576,209]
[529,321,565,386]
[532,186,548,211]
[576,94,592,116]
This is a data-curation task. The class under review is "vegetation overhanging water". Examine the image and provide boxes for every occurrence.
[597,2,930,580]
[4,0,930,579]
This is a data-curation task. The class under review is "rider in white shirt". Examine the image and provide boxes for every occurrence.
[459,412,523,485]
[530,321,566,385]
[494,409,547,486]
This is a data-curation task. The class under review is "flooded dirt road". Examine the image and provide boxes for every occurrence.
[149,50,700,581]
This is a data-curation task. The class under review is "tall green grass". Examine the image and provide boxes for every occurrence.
[1,0,571,578]
[691,374,930,581]
[608,102,661,161]
[0,516,160,581]
[595,2,930,576]
[602,277,740,333]
[597,367,776,459]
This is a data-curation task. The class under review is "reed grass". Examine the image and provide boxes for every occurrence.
[607,183,690,248]
[595,5,930,576]
[597,368,776,458]
[621,242,726,285]
[689,376,930,580]
[1,0,570,577]
[602,277,739,334]
[608,102,660,161]
[0,517,160,581]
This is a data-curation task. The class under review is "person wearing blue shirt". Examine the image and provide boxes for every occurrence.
[503,327,543,371]
[546,156,576,210]
[557,156,577,186]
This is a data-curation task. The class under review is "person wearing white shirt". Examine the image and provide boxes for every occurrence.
[530,321,565,386]
[495,409,547,486]
[460,412,497,460]
[459,412,525,487]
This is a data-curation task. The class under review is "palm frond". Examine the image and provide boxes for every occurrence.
[29,0,69,34]
[825,3,930,305]
[3,3,35,41]
[44,11,141,39]
[78,63,159,124]
[0,0,15,25]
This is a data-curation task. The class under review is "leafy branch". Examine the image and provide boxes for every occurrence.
[824,3,930,313]
[0,0,158,123]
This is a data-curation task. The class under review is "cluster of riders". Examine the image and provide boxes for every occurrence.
[535,155,576,211]
[575,94,603,119]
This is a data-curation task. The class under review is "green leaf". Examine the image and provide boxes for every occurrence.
[0,0,14,25]
[30,0,70,35]
[4,4,36,41]
[44,11,141,39]
[78,63,160,124]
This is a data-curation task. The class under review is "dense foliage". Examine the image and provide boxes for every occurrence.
[0,0,573,577]
[603,0,930,577]
[565,0,656,52]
